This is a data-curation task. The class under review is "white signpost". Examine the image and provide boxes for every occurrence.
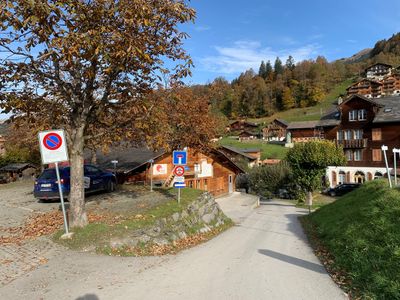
[38,129,70,237]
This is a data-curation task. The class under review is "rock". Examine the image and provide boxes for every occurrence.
[172,213,180,222]
[139,235,151,243]
[153,238,169,246]
[111,238,139,248]
[198,205,206,216]
[202,212,216,224]
[181,210,189,219]
[199,226,211,233]
[178,231,187,239]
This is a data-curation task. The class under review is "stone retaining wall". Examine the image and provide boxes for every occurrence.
[110,192,229,248]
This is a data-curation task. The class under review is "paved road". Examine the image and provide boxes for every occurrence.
[1,193,347,300]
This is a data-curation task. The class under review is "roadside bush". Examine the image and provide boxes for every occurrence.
[235,173,249,193]
[248,161,291,197]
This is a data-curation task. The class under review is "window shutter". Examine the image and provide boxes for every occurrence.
[372,149,382,161]
[332,171,337,186]
[372,128,382,141]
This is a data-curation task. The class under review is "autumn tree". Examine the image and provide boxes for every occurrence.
[258,61,267,79]
[0,0,196,227]
[282,87,295,110]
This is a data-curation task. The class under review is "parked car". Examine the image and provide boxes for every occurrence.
[327,183,361,197]
[34,165,116,201]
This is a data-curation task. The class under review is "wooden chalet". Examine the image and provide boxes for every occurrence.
[95,147,244,197]
[228,120,258,133]
[365,63,393,80]
[263,119,288,141]
[238,130,259,141]
[382,73,400,96]
[346,79,383,98]
[0,135,5,156]
[321,94,400,187]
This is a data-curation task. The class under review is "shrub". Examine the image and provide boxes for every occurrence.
[248,161,291,197]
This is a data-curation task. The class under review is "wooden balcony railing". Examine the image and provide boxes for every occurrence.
[336,138,368,148]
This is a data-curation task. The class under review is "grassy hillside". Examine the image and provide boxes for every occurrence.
[303,180,400,299]
[219,137,288,160]
[248,79,353,124]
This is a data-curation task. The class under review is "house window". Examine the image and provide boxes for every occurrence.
[188,181,193,188]
[344,130,352,140]
[374,172,383,180]
[337,130,344,141]
[358,109,367,121]
[354,129,363,139]
[339,171,346,184]
[354,150,362,161]
[349,110,357,121]
[345,150,352,161]
[372,128,382,141]
[372,149,382,161]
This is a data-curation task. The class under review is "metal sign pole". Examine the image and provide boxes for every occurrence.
[382,145,392,188]
[394,150,397,186]
[150,160,154,192]
[178,187,181,204]
[55,162,69,234]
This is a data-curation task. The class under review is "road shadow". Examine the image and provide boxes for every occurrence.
[258,249,326,274]
[75,294,99,300]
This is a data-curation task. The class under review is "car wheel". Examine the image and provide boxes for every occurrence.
[329,191,336,197]
[106,180,115,192]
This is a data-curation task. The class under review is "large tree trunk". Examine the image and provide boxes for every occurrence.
[69,125,88,227]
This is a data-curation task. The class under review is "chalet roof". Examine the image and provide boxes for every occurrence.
[241,148,261,153]
[317,108,341,127]
[340,94,384,108]
[92,147,165,174]
[0,163,37,172]
[346,78,382,90]
[274,118,289,127]
[219,145,257,160]
[229,120,258,127]
[287,121,319,130]
[371,96,400,124]
[365,62,393,71]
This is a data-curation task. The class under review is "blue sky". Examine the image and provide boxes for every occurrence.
[181,0,400,84]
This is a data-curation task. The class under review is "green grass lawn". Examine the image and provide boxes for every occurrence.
[296,193,336,210]
[302,180,400,299]
[219,137,289,160]
[248,79,354,124]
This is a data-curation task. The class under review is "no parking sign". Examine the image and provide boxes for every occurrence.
[38,129,69,164]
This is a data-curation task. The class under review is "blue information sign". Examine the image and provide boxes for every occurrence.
[173,151,187,165]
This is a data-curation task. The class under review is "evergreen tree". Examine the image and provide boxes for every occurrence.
[274,57,284,76]
[285,55,295,71]
[259,61,267,78]
[265,60,273,80]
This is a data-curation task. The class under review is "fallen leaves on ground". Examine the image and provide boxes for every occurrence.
[109,224,232,257]
[0,210,123,245]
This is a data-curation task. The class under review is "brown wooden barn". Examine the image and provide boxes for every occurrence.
[95,147,244,197]
[286,121,321,143]
[228,120,258,133]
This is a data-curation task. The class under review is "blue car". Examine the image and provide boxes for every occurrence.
[34,165,117,201]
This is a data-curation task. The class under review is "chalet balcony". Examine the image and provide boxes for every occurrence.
[336,138,368,148]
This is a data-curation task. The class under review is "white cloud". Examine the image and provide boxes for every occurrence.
[200,40,321,74]
[346,39,358,44]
